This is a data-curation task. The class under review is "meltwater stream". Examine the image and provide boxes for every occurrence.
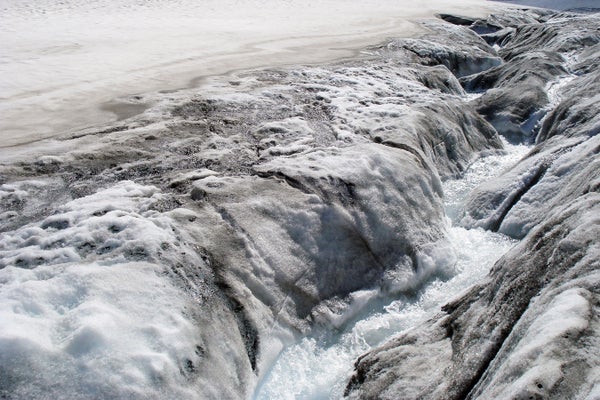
[253,139,529,400]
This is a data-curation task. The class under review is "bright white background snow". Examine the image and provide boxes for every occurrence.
[495,0,599,9]
[0,0,500,147]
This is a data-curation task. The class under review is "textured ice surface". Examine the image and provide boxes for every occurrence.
[0,13,508,398]
[347,8,600,400]
[2,5,598,400]
[472,287,598,399]
[0,182,207,399]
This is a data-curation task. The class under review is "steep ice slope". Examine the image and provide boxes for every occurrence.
[346,9,600,400]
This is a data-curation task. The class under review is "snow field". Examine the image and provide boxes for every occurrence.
[0,0,499,147]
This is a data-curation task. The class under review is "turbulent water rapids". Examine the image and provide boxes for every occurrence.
[254,139,527,399]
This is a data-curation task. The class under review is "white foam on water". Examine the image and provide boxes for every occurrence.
[253,141,527,400]
[444,138,530,221]
[545,74,577,109]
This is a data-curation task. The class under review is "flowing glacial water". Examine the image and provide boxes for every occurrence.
[253,65,579,399]
[253,139,529,400]
[4,4,597,398]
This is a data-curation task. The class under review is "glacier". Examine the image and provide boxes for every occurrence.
[0,3,599,400]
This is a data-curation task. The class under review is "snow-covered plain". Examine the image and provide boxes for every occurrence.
[0,0,501,147]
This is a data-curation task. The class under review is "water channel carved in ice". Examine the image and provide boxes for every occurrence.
[253,142,526,400]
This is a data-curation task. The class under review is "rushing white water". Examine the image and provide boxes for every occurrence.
[253,140,528,400]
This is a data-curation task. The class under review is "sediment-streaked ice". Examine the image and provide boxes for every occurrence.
[1,11,512,398]
[345,8,600,398]
[3,5,598,399]
[0,0,499,147]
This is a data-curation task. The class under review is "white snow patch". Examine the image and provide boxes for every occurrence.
[0,181,204,399]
